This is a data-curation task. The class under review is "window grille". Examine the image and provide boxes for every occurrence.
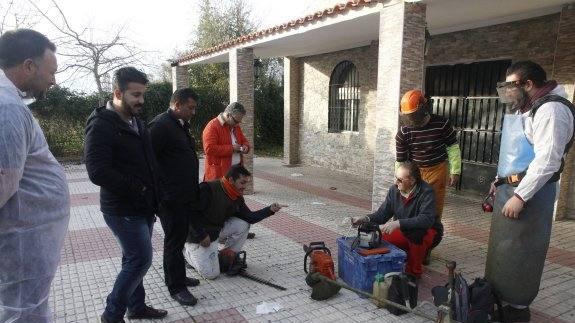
[328,61,360,132]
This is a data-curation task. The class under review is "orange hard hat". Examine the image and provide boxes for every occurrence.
[400,90,425,114]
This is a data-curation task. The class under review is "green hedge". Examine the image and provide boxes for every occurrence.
[30,79,283,158]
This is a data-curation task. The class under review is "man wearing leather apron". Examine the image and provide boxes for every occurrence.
[486,61,575,322]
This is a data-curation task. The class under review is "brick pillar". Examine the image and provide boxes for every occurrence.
[552,4,575,220]
[283,57,301,165]
[229,48,255,194]
[171,65,189,92]
[371,1,426,209]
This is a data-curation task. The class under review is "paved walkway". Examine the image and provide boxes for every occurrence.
[53,157,575,322]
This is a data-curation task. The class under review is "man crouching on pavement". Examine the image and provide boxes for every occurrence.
[184,164,287,279]
[351,161,443,278]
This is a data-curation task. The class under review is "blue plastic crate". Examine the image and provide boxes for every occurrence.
[337,236,406,293]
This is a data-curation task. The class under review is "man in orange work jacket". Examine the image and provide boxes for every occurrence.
[202,102,250,181]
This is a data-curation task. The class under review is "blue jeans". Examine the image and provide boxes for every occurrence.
[102,214,154,321]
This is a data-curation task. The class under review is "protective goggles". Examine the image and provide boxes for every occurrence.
[496,80,524,103]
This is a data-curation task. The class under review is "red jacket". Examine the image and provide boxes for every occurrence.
[202,115,250,181]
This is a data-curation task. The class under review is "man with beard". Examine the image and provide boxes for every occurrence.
[395,89,461,264]
[485,61,574,322]
[85,67,167,323]
[149,88,201,306]
[0,29,70,323]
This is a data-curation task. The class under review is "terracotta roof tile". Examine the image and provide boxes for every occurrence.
[174,0,378,65]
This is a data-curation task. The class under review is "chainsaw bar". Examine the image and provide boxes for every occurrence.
[239,270,287,291]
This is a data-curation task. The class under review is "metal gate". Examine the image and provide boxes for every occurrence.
[425,60,511,194]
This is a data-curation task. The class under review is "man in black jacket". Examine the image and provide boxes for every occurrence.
[85,67,167,323]
[352,161,442,278]
[183,164,286,279]
[149,88,201,306]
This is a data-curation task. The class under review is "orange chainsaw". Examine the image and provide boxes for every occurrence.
[303,241,341,300]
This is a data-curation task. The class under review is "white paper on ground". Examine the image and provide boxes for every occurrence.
[256,301,282,314]
[311,202,326,205]
[290,173,304,177]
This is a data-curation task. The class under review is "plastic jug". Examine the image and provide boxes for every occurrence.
[372,273,389,307]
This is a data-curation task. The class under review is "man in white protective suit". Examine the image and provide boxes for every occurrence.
[0,29,70,322]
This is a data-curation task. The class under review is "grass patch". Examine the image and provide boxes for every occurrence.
[254,144,283,158]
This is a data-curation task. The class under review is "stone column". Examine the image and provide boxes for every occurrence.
[229,48,255,194]
[371,1,426,209]
[171,65,189,92]
[283,57,301,165]
[552,4,575,220]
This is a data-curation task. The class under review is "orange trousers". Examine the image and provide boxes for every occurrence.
[419,161,448,219]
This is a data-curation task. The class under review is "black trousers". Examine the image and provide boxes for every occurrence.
[159,201,191,295]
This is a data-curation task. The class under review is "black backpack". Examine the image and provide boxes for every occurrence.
[468,278,500,322]
[385,273,418,316]
[433,276,503,323]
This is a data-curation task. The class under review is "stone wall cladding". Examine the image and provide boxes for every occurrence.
[552,5,575,220]
[371,2,426,209]
[172,65,190,92]
[229,48,255,193]
[425,13,560,72]
[298,43,378,179]
[283,57,301,165]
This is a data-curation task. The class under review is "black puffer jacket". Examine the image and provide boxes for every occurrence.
[84,104,160,217]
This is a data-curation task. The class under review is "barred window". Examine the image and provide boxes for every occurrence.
[328,61,360,132]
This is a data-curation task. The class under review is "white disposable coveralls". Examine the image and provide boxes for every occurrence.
[0,70,70,322]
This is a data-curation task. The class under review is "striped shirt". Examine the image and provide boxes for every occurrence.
[396,114,457,167]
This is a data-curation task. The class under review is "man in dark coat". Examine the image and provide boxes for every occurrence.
[85,67,167,323]
[149,88,201,306]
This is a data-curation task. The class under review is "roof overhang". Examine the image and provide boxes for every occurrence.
[177,1,383,65]
[176,0,572,66]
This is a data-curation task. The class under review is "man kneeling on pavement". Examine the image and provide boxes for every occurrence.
[352,161,443,278]
[184,164,287,279]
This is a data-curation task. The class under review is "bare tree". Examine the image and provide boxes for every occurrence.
[28,0,148,100]
[0,0,39,35]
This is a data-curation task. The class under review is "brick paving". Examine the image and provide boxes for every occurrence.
[50,158,575,322]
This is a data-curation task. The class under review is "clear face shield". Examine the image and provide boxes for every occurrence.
[496,80,527,113]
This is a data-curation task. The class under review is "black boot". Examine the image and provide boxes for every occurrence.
[100,315,125,323]
[185,277,200,287]
[171,289,198,306]
[423,249,431,265]
[127,305,168,320]
[494,305,530,322]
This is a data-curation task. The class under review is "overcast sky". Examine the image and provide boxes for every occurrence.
[15,0,338,92]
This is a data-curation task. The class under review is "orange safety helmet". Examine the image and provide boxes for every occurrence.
[400,90,426,114]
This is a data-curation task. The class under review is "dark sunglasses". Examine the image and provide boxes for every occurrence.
[395,177,404,183]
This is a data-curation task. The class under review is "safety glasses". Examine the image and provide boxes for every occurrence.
[496,80,523,89]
